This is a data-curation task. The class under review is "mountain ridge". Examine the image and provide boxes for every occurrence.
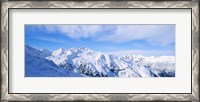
[25,45,175,77]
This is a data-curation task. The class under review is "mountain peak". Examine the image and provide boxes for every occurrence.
[41,48,51,52]
[57,48,65,51]
[69,47,77,52]
[79,47,91,51]
[25,45,48,58]
[52,48,66,56]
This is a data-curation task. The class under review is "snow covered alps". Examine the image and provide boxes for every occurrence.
[25,45,175,77]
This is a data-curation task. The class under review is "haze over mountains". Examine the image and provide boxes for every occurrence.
[25,45,175,77]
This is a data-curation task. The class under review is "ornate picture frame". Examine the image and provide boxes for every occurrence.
[1,1,199,101]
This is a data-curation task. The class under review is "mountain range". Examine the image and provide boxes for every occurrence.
[25,45,175,77]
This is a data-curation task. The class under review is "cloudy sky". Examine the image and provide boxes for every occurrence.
[25,24,175,56]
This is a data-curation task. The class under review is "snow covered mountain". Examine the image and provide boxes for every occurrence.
[25,45,82,77]
[25,45,175,77]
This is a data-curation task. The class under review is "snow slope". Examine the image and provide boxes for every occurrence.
[25,45,82,77]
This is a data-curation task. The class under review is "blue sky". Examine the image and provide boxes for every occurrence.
[25,24,175,56]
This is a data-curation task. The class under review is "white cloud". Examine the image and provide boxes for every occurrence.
[98,25,175,46]
[98,25,158,42]
[41,25,175,47]
[43,25,103,39]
